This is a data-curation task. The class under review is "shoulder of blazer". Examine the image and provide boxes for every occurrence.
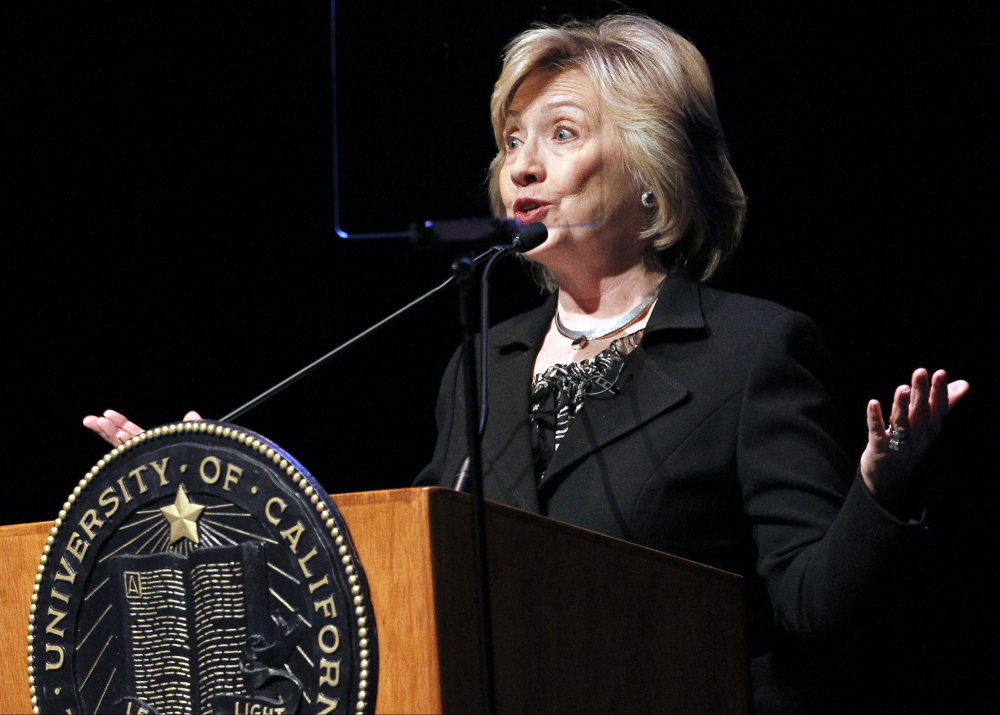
[643,270,802,343]
[489,293,557,354]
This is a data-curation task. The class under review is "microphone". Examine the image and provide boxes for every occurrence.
[410,218,547,253]
[509,222,547,253]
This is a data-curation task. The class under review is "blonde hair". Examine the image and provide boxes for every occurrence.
[488,13,746,283]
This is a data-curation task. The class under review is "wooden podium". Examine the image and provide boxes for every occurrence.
[0,487,748,713]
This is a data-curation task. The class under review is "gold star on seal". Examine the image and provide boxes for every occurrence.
[160,485,205,544]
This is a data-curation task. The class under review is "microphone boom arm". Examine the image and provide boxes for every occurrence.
[220,245,504,423]
[221,219,547,423]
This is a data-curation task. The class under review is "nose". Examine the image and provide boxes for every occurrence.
[507,140,545,187]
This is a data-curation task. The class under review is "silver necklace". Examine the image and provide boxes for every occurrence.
[555,279,664,350]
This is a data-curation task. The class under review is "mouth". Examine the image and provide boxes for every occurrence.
[512,198,550,223]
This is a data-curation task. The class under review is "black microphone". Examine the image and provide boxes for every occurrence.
[509,221,547,253]
[410,218,547,253]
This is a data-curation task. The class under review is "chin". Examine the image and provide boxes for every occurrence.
[522,244,546,260]
[522,237,571,273]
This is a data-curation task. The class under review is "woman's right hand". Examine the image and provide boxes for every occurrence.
[83,409,202,446]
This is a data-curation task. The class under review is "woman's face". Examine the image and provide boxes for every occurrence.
[499,67,646,274]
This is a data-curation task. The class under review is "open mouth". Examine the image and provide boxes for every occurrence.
[513,198,549,222]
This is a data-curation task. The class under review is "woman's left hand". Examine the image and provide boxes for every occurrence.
[861,368,969,506]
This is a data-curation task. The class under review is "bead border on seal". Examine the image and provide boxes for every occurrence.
[26,421,372,715]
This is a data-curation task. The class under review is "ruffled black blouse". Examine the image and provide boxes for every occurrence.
[529,330,644,480]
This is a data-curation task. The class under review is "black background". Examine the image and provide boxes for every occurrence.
[2,2,996,710]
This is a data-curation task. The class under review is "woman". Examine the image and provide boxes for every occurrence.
[408,13,968,712]
[87,13,968,711]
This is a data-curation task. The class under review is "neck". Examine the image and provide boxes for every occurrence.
[555,261,666,330]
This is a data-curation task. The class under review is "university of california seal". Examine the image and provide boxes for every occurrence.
[27,421,377,714]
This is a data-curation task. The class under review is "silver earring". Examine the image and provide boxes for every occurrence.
[641,191,656,207]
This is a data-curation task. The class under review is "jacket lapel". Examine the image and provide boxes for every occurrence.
[538,271,705,489]
[480,297,555,513]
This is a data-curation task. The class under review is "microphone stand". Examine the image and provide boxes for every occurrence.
[450,247,505,492]
[221,217,545,424]
[218,219,545,715]
[452,255,497,715]
[220,246,504,423]
[222,248,505,715]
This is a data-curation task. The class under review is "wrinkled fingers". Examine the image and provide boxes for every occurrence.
[82,415,121,445]
[888,385,911,452]
[907,369,930,435]
[890,385,910,432]
[866,399,888,450]
[928,370,950,435]
[103,409,142,435]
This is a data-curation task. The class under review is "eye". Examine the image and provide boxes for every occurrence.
[554,127,574,142]
[506,136,522,151]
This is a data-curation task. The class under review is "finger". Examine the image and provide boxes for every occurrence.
[908,368,930,435]
[928,370,950,427]
[83,416,118,446]
[103,409,129,428]
[95,416,122,445]
[82,415,102,435]
[946,380,970,412]
[101,410,138,444]
[890,385,910,431]
[183,411,202,421]
[867,399,887,448]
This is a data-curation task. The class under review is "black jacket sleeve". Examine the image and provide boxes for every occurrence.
[737,312,922,640]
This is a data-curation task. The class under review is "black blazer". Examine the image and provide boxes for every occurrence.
[415,269,921,708]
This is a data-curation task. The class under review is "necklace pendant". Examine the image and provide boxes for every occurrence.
[554,277,665,351]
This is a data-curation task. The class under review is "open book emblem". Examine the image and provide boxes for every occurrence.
[29,421,377,715]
